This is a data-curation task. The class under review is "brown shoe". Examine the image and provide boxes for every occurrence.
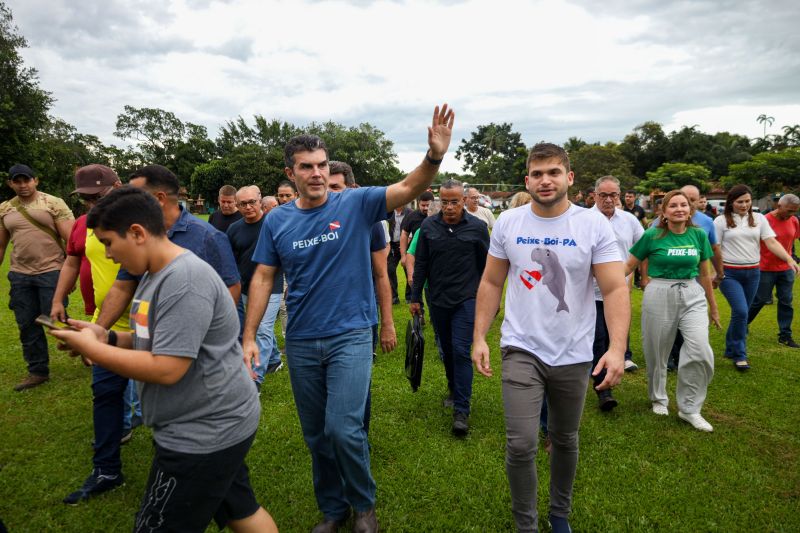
[352,508,378,533]
[311,511,349,533]
[14,374,49,391]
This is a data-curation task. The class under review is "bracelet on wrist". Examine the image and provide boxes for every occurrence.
[107,330,118,347]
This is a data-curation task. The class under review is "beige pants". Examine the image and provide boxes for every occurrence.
[641,278,714,414]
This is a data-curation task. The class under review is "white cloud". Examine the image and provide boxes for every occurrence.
[6,0,800,174]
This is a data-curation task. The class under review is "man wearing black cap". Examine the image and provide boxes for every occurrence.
[1,164,74,390]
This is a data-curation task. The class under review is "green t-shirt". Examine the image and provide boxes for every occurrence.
[630,226,712,280]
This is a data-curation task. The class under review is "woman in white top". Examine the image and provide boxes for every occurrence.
[714,184,799,371]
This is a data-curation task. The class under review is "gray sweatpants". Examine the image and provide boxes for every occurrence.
[501,346,591,533]
[641,278,714,414]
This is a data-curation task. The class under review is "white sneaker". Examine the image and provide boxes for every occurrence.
[652,403,668,416]
[678,412,713,432]
[624,359,639,372]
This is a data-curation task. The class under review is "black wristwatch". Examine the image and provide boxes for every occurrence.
[425,151,443,166]
[107,330,118,347]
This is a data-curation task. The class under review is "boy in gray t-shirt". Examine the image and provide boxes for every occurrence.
[52,187,277,533]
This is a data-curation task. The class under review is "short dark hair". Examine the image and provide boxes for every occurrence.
[329,161,355,186]
[219,185,237,197]
[87,186,166,237]
[526,143,571,172]
[440,179,463,191]
[129,165,179,196]
[277,180,296,192]
[419,191,434,202]
[625,190,637,196]
[284,135,328,168]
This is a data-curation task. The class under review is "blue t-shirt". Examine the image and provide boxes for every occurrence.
[252,187,388,339]
[118,206,240,286]
[649,211,717,246]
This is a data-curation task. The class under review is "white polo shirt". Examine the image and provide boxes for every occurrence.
[592,206,644,301]
[490,204,620,366]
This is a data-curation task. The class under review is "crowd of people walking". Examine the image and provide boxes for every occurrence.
[2,103,798,532]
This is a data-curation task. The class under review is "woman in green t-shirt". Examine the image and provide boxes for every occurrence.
[625,190,720,432]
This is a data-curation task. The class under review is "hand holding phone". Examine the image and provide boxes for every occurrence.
[35,315,75,330]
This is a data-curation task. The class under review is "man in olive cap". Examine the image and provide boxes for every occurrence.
[0,164,74,390]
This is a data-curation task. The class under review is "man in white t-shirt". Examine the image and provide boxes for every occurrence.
[472,143,630,533]
[465,187,495,229]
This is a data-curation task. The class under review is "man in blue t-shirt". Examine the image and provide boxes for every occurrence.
[244,105,454,533]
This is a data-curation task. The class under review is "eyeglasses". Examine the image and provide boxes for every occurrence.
[237,199,259,208]
[79,193,102,204]
[440,200,462,207]
[597,192,620,200]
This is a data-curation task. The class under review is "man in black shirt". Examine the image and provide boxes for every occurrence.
[209,184,243,232]
[227,185,283,387]
[623,190,646,221]
[409,180,489,436]
[399,191,434,270]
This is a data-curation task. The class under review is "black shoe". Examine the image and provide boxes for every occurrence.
[391,297,400,305]
[352,508,378,533]
[311,510,350,533]
[779,337,800,348]
[549,513,572,533]
[63,469,124,505]
[452,411,469,436]
[597,389,618,412]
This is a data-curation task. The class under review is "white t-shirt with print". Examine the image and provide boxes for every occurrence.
[490,204,621,366]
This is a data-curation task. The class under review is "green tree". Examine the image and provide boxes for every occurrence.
[455,123,527,183]
[114,106,215,182]
[636,162,711,194]
[563,136,587,154]
[619,121,670,179]
[569,143,636,192]
[723,148,800,197]
[0,2,53,174]
[306,121,401,185]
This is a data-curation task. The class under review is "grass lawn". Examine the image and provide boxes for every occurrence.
[0,249,798,532]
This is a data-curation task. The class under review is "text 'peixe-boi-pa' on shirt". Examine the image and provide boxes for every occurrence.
[130,252,260,454]
[489,204,621,366]
[251,187,389,340]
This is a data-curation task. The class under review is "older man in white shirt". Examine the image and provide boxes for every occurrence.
[591,175,644,410]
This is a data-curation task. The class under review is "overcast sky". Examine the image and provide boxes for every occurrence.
[8,0,800,173]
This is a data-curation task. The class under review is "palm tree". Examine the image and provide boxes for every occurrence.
[757,114,775,137]
[782,124,800,146]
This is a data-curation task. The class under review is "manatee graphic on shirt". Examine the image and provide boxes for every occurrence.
[530,248,569,313]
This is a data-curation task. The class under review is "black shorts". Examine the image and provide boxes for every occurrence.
[133,432,259,532]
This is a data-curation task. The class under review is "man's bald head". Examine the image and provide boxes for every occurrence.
[680,185,701,211]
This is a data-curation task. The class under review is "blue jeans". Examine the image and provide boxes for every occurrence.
[7,270,61,377]
[237,293,282,383]
[123,379,142,432]
[719,267,761,361]
[92,365,129,473]
[428,299,476,415]
[748,269,795,339]
[285,328,376,519]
